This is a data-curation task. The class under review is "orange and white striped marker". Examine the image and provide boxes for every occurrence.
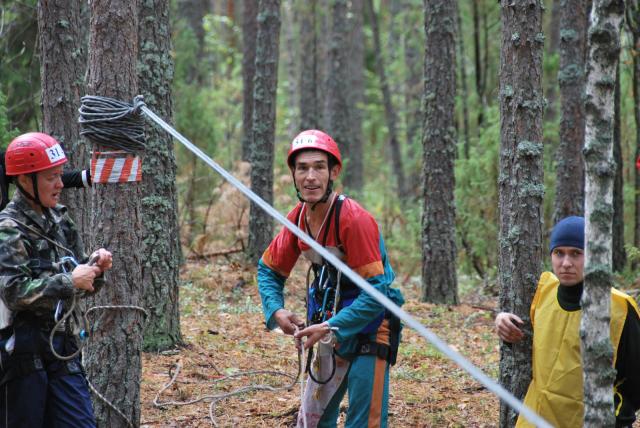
[91,151,142,184]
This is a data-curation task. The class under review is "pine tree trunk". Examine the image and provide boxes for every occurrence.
[345,0,364,194]
[630,1,640,270]
[85,1,144,426]
[138,0,182,352]
[472,0,485,128]
[497,1,544,426]
[241,0,258,162]
[457,5,471,159]
[282,0,299,138]
[298,0,319,130]
[612,64,626,272]
[365,0,406,199]
[421,0,458,304]
[553,0,588,222]
[247,0,280,263]
[544,0,561,122]
[326,0,351,185]
[581,2,624,426]
[404,4,423,194]
[37,0,88,236]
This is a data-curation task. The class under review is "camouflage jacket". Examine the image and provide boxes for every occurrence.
[0,192,102,329]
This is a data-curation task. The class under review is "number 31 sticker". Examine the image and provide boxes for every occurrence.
[45,144,65,163]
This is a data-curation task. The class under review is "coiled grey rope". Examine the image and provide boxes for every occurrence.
[80,95,551,428]
[78,95,146,153]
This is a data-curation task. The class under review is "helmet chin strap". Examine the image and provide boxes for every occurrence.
[15,173,44,210]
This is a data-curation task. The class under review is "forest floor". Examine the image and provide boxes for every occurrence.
[138,255,502,427]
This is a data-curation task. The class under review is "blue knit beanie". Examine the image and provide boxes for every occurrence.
[549,216,585,253]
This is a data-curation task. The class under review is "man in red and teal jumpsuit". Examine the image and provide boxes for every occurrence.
[258,130,404,428]
[496,216,640,427]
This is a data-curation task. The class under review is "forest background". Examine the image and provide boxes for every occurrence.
[1,0,639,426]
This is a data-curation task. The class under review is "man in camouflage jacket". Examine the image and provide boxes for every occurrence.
[0,133,112,428]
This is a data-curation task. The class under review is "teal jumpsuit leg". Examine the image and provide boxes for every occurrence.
[316,354,390,428]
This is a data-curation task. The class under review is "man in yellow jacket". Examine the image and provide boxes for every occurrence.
[495,216,640,428]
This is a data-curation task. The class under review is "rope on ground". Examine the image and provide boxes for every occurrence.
[153,347,302,427]
[82,95,552,428]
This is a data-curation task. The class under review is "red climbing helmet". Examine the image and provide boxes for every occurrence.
[287,130,342,168]
[5,132,67,176]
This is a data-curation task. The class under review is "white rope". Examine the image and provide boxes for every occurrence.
[139,103,552,428]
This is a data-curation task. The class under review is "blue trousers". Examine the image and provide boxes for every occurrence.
[0,334,96,428]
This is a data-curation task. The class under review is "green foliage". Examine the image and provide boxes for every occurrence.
[455,106,500,279]
[172,10,243,241]
[0,0,40,131]
[0,88,20,148]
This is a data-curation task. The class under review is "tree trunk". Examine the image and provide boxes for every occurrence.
[247,0,280,263]
[326,0,351,187]
[544,0,561,122]
[629,0,640,270]
[177,0,209,84]
[138,0,182,352]
[421,0,458,304]
[404,4,423,194]
[457,5,471,159]
[553,0,589,222]
[344,0,365,194]
[298,0,319,131]
[242,0,258,161]
[282,0,299,138]
[37,0,88,235]
[365,0,407,199]
[473,0,485,128]
[497,1,545,427]
[612,63,626,272]
[85,1,144,426]
[581,1,624,426]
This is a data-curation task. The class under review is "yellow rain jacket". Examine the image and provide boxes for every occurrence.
[516,272,640,428]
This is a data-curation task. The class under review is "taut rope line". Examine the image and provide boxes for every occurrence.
[80,95,551,428]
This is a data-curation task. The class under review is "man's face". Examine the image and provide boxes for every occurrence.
[551,246,585,286]
[293,151,340,204]
[19,165,64,209]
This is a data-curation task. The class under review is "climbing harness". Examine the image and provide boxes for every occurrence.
[77,95,552,428]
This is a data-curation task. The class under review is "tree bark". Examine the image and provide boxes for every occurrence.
[344,0,365,194]
[365,0,407,199]
[247,0,280,263]
[581,2,624,426]
[85,1,144,426]
[138,0,182,352]
[298,0,319,131]
[612,63,626,272]
[282,0,299,138]
[497,1,545,427]
[37,0,88,236]
[242,0,258,161]
[628,0,640,270]
[421,0,458,304]
[326,0,351,186]
[457,5,471,159]
[553,0,589,222]
[405,4,424,193]
[473,0,485,128]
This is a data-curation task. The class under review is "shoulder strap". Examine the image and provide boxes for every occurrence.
[333,195,346,248]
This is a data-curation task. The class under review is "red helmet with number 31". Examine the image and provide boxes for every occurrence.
[5,132,67,176]
[287,130,342,168]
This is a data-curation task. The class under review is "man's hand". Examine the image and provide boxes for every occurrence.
[90,248,112,273]
[71,265,101,292]
[294,322,332,350]
[495,312,525,343]
[273,309,305,335]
